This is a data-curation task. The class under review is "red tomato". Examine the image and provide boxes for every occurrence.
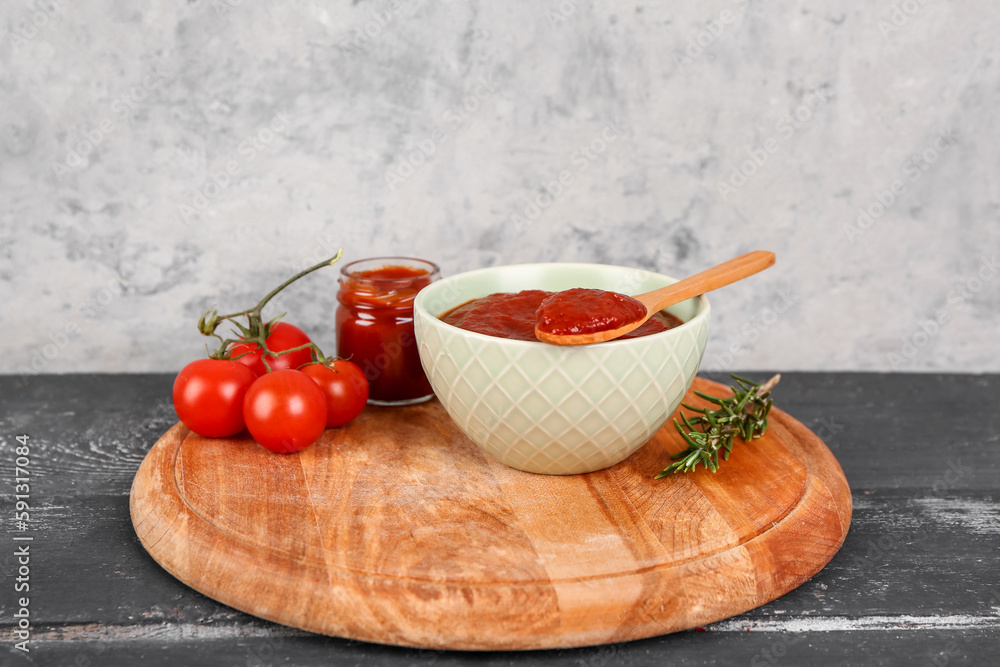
[229,322,313,376]
[301,360,369,427]
[173,359,256,437]
[242,369,328,453]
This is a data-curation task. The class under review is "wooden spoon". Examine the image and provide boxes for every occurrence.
[535,250,776,346]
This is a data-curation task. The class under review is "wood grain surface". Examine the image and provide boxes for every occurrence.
[7,372,998,666]
[129,377,852,651]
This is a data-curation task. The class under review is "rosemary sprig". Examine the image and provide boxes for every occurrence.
[655,374,781,477]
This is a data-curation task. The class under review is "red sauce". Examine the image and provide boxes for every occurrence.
[336,259,439,404]
[441,290,683,342]
[349,266,429,282]
[536,288,646,336]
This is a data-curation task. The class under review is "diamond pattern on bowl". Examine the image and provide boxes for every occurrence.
[605,386,637,419]
[495,366,533,402]
[479,383,515,419]
[415,289,711,475]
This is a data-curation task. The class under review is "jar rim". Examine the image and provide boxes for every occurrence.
[340,257,440,283]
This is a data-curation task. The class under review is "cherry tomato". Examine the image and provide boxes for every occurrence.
[242,369,328,453]
[301,360,370,427]
[229,322,313,376]
[172,359,256,437]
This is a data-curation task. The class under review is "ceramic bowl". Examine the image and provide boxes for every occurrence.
[413,263,710,475]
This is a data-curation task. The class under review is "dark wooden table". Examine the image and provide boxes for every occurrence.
[1,372,997,666]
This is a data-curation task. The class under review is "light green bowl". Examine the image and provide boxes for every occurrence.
[413,263,711,475]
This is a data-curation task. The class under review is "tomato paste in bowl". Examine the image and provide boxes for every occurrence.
[412,263,710,475]
[440,289,682,341]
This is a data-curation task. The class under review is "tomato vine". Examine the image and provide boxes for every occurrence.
[197,250,343,372]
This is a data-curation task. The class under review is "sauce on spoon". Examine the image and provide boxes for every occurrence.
[535,250,776,345]
[535,288,646,337]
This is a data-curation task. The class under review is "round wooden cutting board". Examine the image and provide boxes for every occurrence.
[130,377,851,651]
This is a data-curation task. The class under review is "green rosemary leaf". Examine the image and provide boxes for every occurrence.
[673,419,702,449]
[692,390,726,403]
[657,374,781,477]
[680,412,700,433]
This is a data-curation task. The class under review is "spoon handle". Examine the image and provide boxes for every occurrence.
[636,250,776,313]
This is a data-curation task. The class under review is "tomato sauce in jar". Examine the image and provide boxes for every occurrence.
[336,258,439,405]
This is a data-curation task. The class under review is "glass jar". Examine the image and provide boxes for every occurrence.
[336,257,440,405]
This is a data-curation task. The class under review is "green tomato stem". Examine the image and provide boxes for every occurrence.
[236,250,343,320]
[270,341,328,364]
[206,250,343,362]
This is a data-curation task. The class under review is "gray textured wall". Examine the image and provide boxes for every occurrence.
[2,0,998,378]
